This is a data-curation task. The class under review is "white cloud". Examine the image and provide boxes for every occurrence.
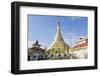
[40,42,49,49]
[28,40,34,48]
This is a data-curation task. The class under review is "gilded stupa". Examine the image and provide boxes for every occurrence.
[47,21,70,53]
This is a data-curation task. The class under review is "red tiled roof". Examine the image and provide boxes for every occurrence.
[73,43,87,48]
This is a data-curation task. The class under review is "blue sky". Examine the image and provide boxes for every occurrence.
[28,15,88,48]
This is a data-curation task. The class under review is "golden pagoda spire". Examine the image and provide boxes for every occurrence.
[47,20,69,52]
[54,20,64,42]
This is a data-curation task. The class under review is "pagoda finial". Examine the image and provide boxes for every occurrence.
[58,20,60,25]
[57,20,60,27]
[57,20,60,32]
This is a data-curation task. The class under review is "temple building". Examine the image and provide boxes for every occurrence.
[70,37,88,59]
[47,21,71,59]
[28,40,45,61]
